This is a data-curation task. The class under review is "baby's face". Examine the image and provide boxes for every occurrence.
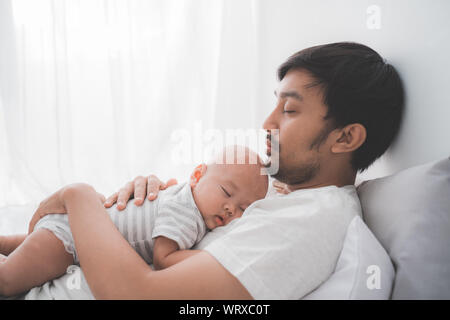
[191,162,268,230]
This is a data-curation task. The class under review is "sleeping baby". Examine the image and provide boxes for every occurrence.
[0,145,268,297]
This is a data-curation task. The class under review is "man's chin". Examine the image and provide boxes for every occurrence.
[276,162,320,186]
[262,156,273,170]
[263,152,281,173]
[263,158,281,180]
[268,168,295,185]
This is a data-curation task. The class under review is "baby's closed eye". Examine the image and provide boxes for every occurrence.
[220,185,231,197]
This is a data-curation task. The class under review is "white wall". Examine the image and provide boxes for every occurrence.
[253,0,450,183]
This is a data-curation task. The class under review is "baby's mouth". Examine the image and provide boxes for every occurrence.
[215,215,225,227]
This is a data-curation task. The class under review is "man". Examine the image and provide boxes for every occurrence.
[21,41,404,299]
[98,42,404,299]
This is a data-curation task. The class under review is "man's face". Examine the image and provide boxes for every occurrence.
[263,69,334,185]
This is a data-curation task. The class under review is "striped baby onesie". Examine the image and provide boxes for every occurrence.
[34,182,208,265]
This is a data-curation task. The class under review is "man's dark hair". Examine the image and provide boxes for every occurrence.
[277,42,405,172]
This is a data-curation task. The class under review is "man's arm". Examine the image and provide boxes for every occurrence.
[153,236,202,270]
[63,183,252,300]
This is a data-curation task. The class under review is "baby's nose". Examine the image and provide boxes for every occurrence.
[224,203,236,214]
[222,211,234,225]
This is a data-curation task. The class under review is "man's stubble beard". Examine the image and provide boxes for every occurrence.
[264,147,321,186]
[263,123,333,186]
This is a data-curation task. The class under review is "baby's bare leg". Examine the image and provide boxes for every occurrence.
[0,234,27,255]
[0,229,74,297]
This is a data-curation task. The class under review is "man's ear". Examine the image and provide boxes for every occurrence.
[189,164,207,187]
[330,123,367,154]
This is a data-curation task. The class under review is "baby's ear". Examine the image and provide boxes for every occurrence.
[189,164,207,187]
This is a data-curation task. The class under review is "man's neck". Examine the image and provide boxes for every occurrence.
[274,169,356,193]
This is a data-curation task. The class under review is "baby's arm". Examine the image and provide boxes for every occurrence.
[152,236,202,270]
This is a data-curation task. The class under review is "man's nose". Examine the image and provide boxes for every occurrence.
[262,107,279,131]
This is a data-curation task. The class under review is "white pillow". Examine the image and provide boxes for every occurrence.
[303,215,395,300]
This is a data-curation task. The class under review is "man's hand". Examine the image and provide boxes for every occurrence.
[27,183,106,234]
[103,175,178,211]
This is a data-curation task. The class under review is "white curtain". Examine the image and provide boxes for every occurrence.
[0,0,262,208]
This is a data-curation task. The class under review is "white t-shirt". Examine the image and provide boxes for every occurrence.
[194,177,362,299]
[20,178,361,300]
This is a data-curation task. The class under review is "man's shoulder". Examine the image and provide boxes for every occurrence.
[265,184,359,205]
[243,184,361,224]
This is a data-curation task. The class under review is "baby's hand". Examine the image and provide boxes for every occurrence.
[272,180,292,194]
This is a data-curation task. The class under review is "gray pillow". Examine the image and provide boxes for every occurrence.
[357,156,450,299]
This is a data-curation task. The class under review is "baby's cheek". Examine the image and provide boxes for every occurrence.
[202,195,222,214]
[235,211,244,219]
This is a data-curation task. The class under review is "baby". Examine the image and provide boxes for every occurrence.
[0,145,268,297]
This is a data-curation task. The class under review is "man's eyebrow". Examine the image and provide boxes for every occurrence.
[274,90,304,102]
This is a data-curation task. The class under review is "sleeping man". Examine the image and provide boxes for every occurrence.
[1,42,404,299]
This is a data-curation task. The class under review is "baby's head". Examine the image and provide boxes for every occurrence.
[189,145,268,230]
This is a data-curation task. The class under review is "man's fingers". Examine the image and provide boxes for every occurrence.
[27,218,35,235]
[159,178,178,191]
[133,176,148,205]
[163,178,178,190]
[103,192,118,208]
[147,175,163,201]
[28,214,38,234]
[116,181,134,210]
[28,211,44,235]
[98,192,106,203]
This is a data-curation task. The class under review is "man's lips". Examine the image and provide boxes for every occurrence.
[266,131,271,154]
[267,136,279,155]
